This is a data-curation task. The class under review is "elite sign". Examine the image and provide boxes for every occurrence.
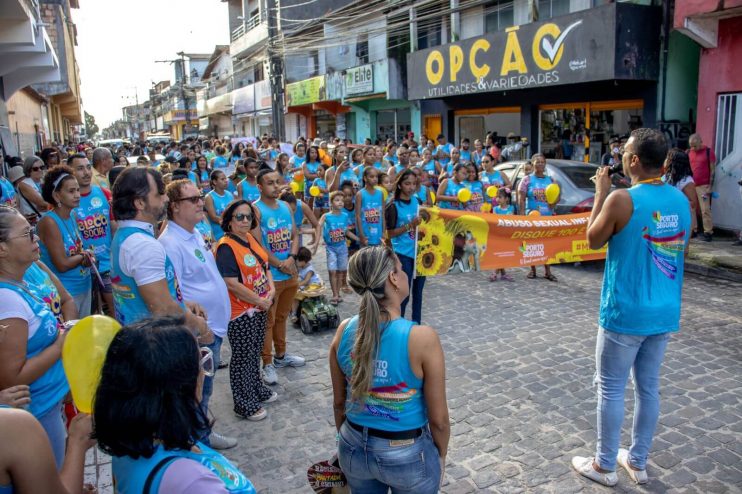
[406,3,658,100]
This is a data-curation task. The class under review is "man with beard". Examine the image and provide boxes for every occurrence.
[110,167,211,342]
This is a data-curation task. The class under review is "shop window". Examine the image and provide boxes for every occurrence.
[537,0,570,20]
[459,116,486,144]
[254,63,264,83]
[418,22,442,50]
[484,1,514,33]
[356,34,369,65]
[539,108,587,161]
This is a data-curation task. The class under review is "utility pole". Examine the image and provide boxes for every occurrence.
[176,51,190,133]
[266,0,285,141]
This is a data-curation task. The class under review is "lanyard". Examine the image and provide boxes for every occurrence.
[636,177,664,186]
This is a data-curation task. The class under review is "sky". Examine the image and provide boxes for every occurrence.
[73,0,230,128]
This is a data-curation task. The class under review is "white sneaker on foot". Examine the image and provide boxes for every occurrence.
[208,432,237,450]
[262,391,278,403]
[617,448,648,484]
[273,353,305,368]
[571,456,618,487]
[262,363,278,385]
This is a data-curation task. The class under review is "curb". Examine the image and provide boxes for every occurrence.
[685,260,742,283]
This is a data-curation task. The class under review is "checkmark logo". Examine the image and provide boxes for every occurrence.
[541,20,583,64]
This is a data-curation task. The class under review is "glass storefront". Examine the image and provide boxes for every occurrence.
[376,109,411,142]
[315,110,336,140]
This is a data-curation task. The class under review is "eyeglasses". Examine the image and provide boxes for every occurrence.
[175,194,205,204]
[199,346,214,377]
[234,213,252,222]
[5,229,36,242]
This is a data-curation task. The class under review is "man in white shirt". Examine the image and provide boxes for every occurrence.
[109,167,211,342]
[159,179,237,450]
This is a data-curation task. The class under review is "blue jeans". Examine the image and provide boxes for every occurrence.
[398,254,425,324]
[200,334,223,444]
[37,401,66,470]
[595,328,671,471]
[338,422,441,494]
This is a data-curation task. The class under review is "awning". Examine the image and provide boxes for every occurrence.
[343,92,386,104]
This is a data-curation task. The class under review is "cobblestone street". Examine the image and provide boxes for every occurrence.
[89,258,742,493]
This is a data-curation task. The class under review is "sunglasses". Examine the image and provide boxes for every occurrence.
[31,166,44,172]
[199,346,214,377]
[175,194,205,204]
[234,213,253,222]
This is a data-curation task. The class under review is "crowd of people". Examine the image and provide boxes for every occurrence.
[0,125,711,492]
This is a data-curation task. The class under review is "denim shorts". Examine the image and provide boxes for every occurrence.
[338,421,441,494]
[326,243,348,271]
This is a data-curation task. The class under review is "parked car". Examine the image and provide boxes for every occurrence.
[495,159,630,214]
[126,154,165,166]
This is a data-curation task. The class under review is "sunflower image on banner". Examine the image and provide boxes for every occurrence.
[414,208,607,276]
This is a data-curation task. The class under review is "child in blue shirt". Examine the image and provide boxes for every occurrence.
[491,188,515,282]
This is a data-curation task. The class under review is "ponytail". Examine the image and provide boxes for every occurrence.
[346,246,397,403]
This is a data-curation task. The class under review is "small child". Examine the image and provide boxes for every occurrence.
[490,188,515,282]
[315,191,359,304]
[311,165,329,218]
[379,172,394,205]
[356,167,385,247]
[291,247,323,323]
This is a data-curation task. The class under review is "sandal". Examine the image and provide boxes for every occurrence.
[501,273,514,282]
[545,273,558,282]
[488,272,499,282]
[330,298,339,305]
[527,271,537,279]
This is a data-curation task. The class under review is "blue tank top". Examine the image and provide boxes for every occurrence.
[339,168,360,190]
[294,199,304,227]
[337,316,427,430]
[304,160,321,190]
[226,180,238,196]
[359,188,383,245]
[460,150,471,162]
[481,170,505,188]
[213,155,228,169]
[239,179,260,203]
[0,276,69,418]
[439,180,464,210]
[112,442,255,494]
[494,205,515,215]
[464,180,484,211]
[599,184,691,335]
[311,178,329,203]
[39,210,91,296]
[195,219,215,251]
[390,198,420,258]
[1,176,16,206]
[323,212,348,246]
[110,226,185,325]
[76,186,113,273]
[207,190,233,241]
[24,262,64,327]
[526,174,554,216]
[254,199,294,282]
[415,185,429,205]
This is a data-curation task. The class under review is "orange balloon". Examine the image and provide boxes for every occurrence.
[528,210,541,216]
[293,171,304,182]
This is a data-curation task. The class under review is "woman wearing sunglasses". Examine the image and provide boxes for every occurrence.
[0,205,77,469]
[95,316,256,493]
[215,200,277,421]
[16,156,49,224]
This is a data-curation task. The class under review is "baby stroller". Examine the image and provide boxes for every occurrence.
[293,285,340,334]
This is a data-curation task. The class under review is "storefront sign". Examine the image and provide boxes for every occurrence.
[286,75,326,106]
[254,80,271,110]
[232,84,255,115]
[163,110,198,123]
[415,208,607,276]
[345,64,373,95]
[407,3,659,100]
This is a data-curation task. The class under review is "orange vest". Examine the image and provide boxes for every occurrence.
[216,234,271,320]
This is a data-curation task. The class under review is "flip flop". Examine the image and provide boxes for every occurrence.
[545,273,558,282]
[527,271,537,279]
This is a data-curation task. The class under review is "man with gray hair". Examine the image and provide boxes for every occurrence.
[91,147,114,190]
[687,133,716,241]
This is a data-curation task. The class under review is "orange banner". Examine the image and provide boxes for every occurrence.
[415,207,607,276]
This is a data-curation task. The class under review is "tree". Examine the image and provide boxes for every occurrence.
[84,111,99,138]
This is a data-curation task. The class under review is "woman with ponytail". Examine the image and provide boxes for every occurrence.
[328,246,450,493]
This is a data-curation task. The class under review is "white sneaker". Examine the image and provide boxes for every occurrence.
[273,353,306,368]
[244,408,267,421]
[262,391,279,403]
[617,448,648,484]
[262,363,278,385]
[571,456,618,487]
[208,432,237,450]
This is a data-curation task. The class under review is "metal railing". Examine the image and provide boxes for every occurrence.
[231,13,262,42]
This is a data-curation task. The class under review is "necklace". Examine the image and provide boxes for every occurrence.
[636,177,664,185]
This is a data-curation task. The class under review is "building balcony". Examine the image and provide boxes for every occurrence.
[230,13,268,59]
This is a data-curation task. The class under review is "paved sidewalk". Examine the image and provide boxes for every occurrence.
[686,235,742,282]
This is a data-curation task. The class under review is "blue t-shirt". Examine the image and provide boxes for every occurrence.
[0,176,16,206]
[322,211,348,247]
[337,316,426,430]
[389,198,420,259]
[76,186,113,273]
[599,184,691,335]
[239,179,261,203]
[494,204,515,215]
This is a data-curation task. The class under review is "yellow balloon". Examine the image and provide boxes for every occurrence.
[430,191,436,204]
[290,181,299,193]
[62,315,122,413]
[481,203,492,213]
[486,185,499,198]
[375,185,388,202]
[457,187,472,203]
[309,185,321,197]
[528,209,541,216]
[545,183,560,204]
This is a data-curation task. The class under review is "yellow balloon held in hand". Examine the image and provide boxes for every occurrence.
[486,185,499,198]
[528,210,541,217]
[457,187,472,203]
[309,185,321,197]
[375,185,388,202]
[430,191,436,204]
[481,203,493,213]
[545,183,560,204]
[290,181,299,193]
[62,315,122,413]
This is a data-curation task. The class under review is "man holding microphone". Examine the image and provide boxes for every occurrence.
[572,129,691,487]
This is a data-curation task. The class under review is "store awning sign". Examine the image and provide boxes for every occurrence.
[407,3,659,100]
[286,75,326,106]
[345,64,373,96]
